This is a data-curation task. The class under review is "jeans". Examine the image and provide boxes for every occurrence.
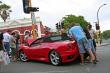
[3,42,10,55]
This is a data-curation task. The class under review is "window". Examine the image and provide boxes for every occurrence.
[44,35,71,42]
[30,38,43,47]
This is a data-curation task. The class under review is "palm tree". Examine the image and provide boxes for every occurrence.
[0,1,11,22]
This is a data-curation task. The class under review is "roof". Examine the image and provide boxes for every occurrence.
[0,17,41,29]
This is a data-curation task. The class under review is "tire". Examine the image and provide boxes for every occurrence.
[49,50,61,66]
[19,51,28,62]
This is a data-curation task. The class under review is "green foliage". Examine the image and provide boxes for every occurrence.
[0,4,10,10]
[62,14,89,30]
[102,30,110,39]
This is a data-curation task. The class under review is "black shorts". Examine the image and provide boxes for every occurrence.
[93,39,96,50]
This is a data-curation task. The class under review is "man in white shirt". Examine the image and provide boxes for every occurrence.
[3,30,11,56]
[88,24,99,62]
[88,25,96,49]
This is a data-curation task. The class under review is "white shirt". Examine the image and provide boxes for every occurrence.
[89,29,95,39]
[3,32,11,42]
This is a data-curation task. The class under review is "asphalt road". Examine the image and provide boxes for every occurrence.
[0,43,110,73]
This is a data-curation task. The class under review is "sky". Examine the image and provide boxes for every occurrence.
[0,0,110,32]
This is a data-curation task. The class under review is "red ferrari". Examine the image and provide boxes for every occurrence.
[19,35,80,65]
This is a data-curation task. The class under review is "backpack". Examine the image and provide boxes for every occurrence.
[0,32,3,40]
[0,32,3,50]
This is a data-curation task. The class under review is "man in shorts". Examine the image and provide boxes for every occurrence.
[68,23,96,64]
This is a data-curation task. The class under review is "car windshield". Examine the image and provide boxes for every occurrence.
[44,35,71,42]
[51,36,62,41]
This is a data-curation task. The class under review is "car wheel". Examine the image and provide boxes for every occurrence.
[49,50,61,66]
[19,51,28,62]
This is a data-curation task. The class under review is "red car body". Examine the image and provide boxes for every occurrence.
[19,35,80,65]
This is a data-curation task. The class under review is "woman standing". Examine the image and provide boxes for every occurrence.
[10,32,17,62]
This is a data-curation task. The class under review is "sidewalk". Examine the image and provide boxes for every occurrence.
[97,43,110,47]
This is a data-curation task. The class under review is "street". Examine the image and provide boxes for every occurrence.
[0,42,110,73]
[0,0,110,73]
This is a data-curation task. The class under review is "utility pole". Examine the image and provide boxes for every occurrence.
[29,0,36,39]
[22,0,40,39]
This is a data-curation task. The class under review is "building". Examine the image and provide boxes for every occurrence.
[0,17,45,43]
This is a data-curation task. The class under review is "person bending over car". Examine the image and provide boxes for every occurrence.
[68,23,96,65]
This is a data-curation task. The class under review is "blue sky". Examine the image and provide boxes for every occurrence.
[0,0,110,32]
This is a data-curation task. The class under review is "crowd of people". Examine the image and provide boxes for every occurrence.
[59,22,98,65]
[68,23,98,65]
[0,30,20,63]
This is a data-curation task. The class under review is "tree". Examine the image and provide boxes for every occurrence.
[62,14,89,30]
[102,30,110,39]
[0,2,11,22]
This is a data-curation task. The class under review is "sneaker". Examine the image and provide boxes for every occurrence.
[96,60,99,62]
[84,59,91,63]
[16,58,20,61]
[80,63,85,65]
[93,60,97,64]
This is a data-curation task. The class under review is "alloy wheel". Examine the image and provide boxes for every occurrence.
[19,51,28,62]
[49,51,61,65]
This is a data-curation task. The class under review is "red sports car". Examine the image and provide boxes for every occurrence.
[19,35,80,65]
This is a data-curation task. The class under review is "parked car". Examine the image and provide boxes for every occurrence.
[18,35,80,65]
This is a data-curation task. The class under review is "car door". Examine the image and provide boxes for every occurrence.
[29,39,44,60]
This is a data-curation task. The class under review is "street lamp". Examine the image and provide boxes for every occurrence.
[97,4,107,26]
[96,3,107,44]
[0,1,2,4]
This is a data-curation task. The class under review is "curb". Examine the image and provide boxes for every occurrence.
[97,43,110,47]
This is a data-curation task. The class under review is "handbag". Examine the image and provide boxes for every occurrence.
[0,50,3,62]
[2,51,11,65]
